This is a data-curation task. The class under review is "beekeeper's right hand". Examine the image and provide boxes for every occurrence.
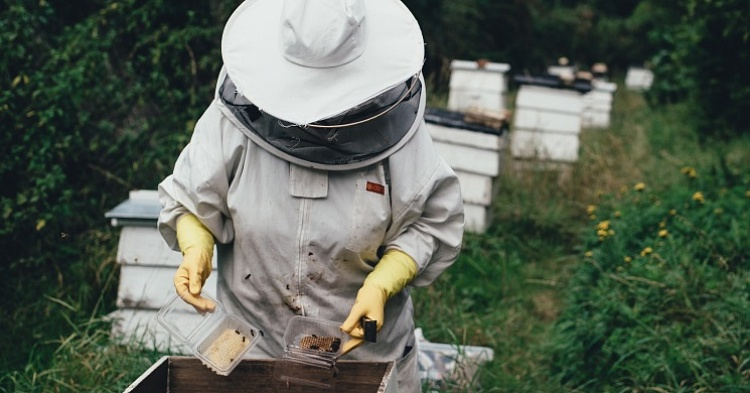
[175,214,216,312]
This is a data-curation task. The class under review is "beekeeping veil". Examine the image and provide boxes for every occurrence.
[219,0,426,170]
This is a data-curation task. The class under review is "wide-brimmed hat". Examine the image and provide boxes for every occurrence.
[221,0,425,126]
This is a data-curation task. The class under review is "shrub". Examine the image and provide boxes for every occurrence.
[0,0,227,373]
[646,0,750,139]
[549,164,750,391]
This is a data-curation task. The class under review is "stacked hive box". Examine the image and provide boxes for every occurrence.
[447,59,511,114]
[511,84,584,163]
[436,59,512,233]
[582,80,617,129]
[105,189,217,352]
[425,109,508,234]
[625,67,654,91]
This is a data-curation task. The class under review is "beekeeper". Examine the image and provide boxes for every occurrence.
[157,0,464,390]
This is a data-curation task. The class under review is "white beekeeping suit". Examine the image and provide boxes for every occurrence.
[157,0,464,390]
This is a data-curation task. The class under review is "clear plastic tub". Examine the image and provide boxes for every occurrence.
[156,294,262,376]
[273,316,348,389]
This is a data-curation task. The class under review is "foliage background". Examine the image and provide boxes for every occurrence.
[1,0,749,390]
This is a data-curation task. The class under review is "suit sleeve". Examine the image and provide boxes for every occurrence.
[385,122,465,287]
[157,101,245,251]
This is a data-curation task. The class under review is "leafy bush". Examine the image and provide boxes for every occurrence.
[0,0,228,373]
[646,0,750,138]
[549,165,750,391]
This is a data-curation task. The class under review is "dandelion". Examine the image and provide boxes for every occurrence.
[597,220,610,231]
[669,209,677,216]
[634,182,646,192]
[584,251,593,257]
[659,229,668,238]
[614,211,622,218]
[623,256,632,263]
[681,166,697,179]
[608,229,615,236]
[692,191,704,203]
[659,221,666,228]
[640,247,653,257]
[587,205,597,215]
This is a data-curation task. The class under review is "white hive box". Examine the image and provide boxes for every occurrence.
[511,85,584,162]
[582,80,617,129]
[425,108,508,234]
[105,190,217,352]
[448,59,511,113]
[625,67,654,91]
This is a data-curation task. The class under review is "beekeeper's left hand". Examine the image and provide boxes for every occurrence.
[339,249,417,355]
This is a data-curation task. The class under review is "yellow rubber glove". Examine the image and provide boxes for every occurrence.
[339,249,417,355]
[175,214,216,312]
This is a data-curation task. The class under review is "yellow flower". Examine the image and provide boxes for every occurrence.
[614,211,622,218]
[659,229,668,238]
[597,220,610,231]
[659,221,666,228]
[634,182,646,192]
[669,209,677,216]
[35,219,46,231]
[589,214,597,221]
[587,205,597,215]
[640,247,653,257]
[681,166,697,179]
[584,251,593,257]
[623,256,632,263]
[608,229,615,236]
[692,191,704,203]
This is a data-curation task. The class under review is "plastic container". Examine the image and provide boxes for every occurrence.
[273,316,348,389]
[156,294,262,376]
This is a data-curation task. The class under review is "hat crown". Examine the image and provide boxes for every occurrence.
[281,0,368,68]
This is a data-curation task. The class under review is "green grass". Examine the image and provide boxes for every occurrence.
[3,84,749,392]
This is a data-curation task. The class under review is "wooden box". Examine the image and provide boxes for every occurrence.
[448,59,511,113]
[425,108,508,234]
[123,356,396,393]
[105,190,218,352]
[625,67,654,91]
[582,80,617,129]
[510,84,583,162]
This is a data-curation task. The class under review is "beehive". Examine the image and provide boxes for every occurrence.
[425,108,508,234]
[625,67,654,91]
[582,80,617,129]
[511,85,584,163]
[123,356,396,393]
[447,59,511,113]
[104,190,218,352]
